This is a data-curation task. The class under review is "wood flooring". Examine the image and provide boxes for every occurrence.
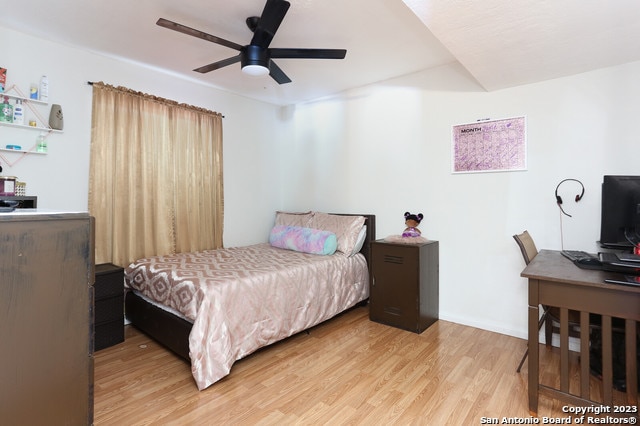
[94,306,635,425]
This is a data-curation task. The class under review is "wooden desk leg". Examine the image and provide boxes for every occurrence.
[579,311,590,399]
[625,319,638,407]
[602,315,613,405]
[560,307,569,392]
[528,303,540,414]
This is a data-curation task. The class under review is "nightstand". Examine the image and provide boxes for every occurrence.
[370,239,439,333]
[94,263,125,350]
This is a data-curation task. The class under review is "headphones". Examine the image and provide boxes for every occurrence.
[555,178,584,217]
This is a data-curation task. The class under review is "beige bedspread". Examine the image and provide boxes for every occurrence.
[125,243,369,390]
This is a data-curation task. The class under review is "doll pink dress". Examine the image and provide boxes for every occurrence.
[402,227,421,238]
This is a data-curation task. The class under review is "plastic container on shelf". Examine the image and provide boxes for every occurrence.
[12,99,24,125]
[39,75,49,102]
[36,132,47,153]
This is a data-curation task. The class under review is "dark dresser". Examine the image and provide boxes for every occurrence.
[370,239,439,333]
[0,212,94,425]
[95,263,125,351]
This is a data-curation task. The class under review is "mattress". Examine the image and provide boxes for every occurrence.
[125,243,369,389]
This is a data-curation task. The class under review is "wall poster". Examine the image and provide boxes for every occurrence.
[451,116,527,173]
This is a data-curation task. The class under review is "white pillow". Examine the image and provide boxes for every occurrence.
[349,225,367,257]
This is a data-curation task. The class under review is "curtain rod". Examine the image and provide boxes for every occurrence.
[86,81,225,118]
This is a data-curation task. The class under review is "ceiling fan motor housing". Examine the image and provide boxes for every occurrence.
[242,45,269,69]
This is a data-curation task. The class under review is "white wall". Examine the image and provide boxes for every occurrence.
[4,25,638,340]
[0,26,285,248]
[284,60,640,339]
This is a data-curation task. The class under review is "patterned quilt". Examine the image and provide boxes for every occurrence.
[125,243,369,390]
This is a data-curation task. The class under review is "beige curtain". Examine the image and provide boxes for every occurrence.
[88,82,223,266]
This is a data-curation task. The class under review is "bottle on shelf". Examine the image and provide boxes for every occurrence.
[36,132,47,153]
[39,75,49,102]
[13,99,24,125]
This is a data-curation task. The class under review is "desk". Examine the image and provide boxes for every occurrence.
[521,250,639,414]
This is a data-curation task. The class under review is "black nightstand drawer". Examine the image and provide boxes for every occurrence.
[95,320,124,351]
[95,263,124,299]
[95,295,124,324]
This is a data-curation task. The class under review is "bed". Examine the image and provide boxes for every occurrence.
[124,212,375,390]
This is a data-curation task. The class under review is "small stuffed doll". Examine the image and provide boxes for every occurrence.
[402,212,423,238]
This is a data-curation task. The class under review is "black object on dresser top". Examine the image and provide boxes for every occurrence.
[0,195,37,209]
[94,263,125,351]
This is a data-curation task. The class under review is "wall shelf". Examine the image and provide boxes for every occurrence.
[0,148,45,155]
[1,92,48,106]
[0,121,61,133]
[0,84,60,133]
[0,84,60,166]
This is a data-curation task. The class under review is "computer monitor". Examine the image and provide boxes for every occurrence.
[599,175,640,249]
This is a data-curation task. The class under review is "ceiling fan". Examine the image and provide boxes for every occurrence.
[157,0,347,84]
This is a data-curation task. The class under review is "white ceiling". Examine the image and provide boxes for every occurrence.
[1,0,639,106]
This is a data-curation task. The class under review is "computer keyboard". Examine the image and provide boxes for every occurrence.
[561,250,596,262]
[561,250,602,269]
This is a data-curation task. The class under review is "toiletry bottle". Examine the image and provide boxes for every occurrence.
[39,75,49,102]
[12,99,24,125]
[36,133,47,153]
[0,96,13,123]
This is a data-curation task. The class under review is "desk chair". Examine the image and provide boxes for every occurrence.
[513,230,581,373]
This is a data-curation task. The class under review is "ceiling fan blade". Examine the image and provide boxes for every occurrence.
[269,48,347,60]
[157,18,243,51]
[268,60,292,84]
[250,0,291,48]
[194,54,242,73]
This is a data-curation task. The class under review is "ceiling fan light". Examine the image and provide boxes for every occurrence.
[242,64,270,76]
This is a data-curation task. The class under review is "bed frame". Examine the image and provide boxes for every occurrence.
[124,213,376,361]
